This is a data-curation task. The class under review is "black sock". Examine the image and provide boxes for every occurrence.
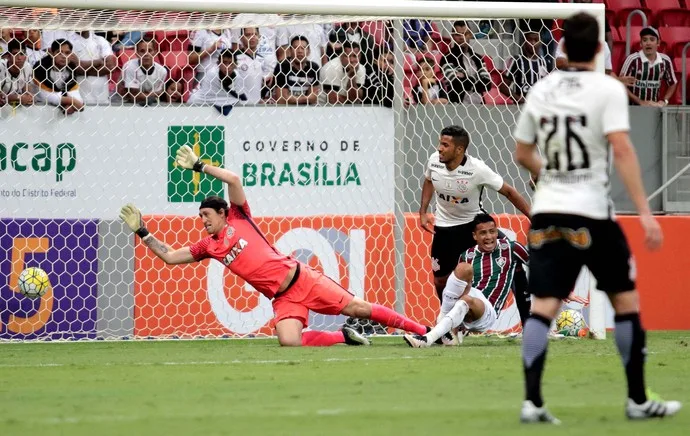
[522,314,551,408]
[614,313,647,404]
[512,268,531,326]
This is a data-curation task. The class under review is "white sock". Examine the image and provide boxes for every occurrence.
[438,273,469,321]
[427,300,469,344]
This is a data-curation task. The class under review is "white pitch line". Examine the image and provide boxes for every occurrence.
[0,355,428,369]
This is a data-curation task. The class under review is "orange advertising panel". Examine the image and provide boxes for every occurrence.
[135,213,690,337]
[618,216,690,330]
[134,214,396,337]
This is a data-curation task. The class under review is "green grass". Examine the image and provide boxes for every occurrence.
[0,332,688,436]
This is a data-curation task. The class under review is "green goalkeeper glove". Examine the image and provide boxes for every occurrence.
[176,144,205,172]
[119,203,150,238]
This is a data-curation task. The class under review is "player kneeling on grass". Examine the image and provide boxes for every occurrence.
[119,145,430,347]
[404,213,586,348]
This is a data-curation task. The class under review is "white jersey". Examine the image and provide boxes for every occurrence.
[514,70,630,219]
[424,153,504,227]
[122,59,168,94]
[187,64,240,106]
[191,30,234,78]
[66,31,114,104]
[231,13,288,75]
[0,59,32,95]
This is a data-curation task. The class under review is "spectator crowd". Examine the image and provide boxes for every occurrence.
[0,1,687,115]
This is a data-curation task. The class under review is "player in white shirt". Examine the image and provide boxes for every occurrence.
[65,31,116,105]
[419,125,532,341]
[513,12,680,424]
[120,38,168,105]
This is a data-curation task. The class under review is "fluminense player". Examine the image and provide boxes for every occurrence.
[119,145,430,347]
[403,213,585,348]
[419,125,533,336]
[513,12,681,423]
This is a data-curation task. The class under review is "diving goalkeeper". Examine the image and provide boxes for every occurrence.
[119,145,430,346]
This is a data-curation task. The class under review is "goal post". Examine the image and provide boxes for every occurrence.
[0,1,608,341]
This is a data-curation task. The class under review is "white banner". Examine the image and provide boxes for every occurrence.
[0,106,394,219]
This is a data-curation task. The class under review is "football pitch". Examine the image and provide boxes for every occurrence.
[1,332,687,436]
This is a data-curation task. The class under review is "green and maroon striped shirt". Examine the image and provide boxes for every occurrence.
[620,50,676,103]
[459,238,529,315]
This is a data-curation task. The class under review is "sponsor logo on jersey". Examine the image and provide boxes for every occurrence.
[431,163,444,169]
[226,226,235,238]
[465,251,475,260]
[222,238,248,266]
[457,179,469,193]
[495,256,506,267]
[499,240,509,250]
[437,193,469,204]
[456,171,474,176]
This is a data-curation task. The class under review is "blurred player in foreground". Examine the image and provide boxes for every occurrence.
[513,12,681,423]
[120,145,430,347]
[403,213,586,348]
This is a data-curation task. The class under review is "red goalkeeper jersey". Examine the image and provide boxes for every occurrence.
[189,200,297,299]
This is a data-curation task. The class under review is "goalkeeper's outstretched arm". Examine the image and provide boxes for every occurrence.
[119,204,196,265]
[175,144,246,206]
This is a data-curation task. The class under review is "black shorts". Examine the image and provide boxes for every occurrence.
[430,222,510,278]
[431,222,476,277]
[528,213,636,299]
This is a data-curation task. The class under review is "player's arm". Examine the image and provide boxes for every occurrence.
[175,144,246,206]
[605,83,662,250]
[514,141,542,182]
[119,204,196,265]
[608,131,661,248]
[497,182,531,218]
[419,175,436,233]
[511,240,529,266]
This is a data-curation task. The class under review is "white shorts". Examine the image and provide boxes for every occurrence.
[38,89,83,107]
[462,287,497,333]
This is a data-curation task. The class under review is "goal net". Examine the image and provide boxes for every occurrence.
[0,1,607,341]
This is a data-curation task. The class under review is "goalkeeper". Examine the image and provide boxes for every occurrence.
[404,214,586,347]
[120,145,430,346]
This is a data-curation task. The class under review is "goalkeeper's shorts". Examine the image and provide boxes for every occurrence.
[272,263,354,328]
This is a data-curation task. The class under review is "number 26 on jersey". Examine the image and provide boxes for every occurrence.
[539,115,590,172]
